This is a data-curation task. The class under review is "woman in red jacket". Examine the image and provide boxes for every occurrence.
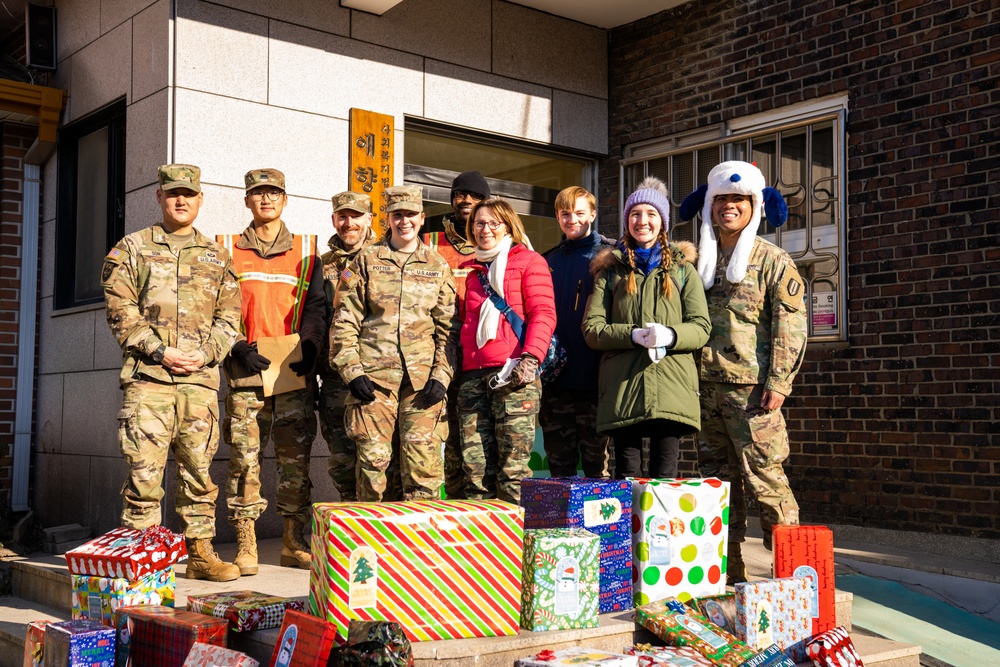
[457,198,556,503]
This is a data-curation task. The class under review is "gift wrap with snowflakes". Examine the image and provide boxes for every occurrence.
[634,599,755,667]
[521,478,633,612]
[520,528,600,631]
[734,577,812,662]
[631,478,729,606]
[308,500,523,643]
[71,567,175,626]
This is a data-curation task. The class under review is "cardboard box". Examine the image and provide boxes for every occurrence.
[71,567,175,626]
[631,478,729,606]
[521,528,600,631]
[309,500,523,643]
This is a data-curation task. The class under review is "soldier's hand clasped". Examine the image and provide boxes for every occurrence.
[231,340,272,374]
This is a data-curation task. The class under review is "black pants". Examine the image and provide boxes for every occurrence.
[610,419,692,479]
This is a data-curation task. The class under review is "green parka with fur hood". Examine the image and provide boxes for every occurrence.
[582,241,710,433]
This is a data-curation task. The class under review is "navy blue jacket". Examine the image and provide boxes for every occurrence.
[544,226,615,391]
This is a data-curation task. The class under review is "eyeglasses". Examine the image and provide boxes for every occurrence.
[454,190,484,202]
[249,190,284,202]
[473,220,504,230]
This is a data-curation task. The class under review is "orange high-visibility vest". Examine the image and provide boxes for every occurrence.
[219,234,317,343]
[424,231,473,300]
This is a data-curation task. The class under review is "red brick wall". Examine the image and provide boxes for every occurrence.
[0,123,37,512]
[605,0,999,538]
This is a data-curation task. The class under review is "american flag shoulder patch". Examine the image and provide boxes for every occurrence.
[340,268,354,281]
[106,248,124,261]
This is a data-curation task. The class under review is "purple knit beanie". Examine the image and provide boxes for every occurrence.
[623,176,670,233]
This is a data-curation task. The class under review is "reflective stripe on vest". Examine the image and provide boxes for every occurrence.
[219,234,316,341]
[425,231,471,299]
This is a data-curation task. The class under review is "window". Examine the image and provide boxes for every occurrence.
[621,97,848,343]
[403,119,598,253]
[55,100,126,308]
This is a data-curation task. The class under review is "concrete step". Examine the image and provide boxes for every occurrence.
[0,596,68,667]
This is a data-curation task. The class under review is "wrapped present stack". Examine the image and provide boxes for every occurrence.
[269,608,338,667]
[71,566,175,626]
[520,528,600,631]
[630,478,729,606]
[308,500,523,643]
[734,577,812,662]
[633,598,756,666]
[520,478,633,613]
[772,524,836,635]
[44,619,115,667]
[187,591,304,633]
[116,605,228,667]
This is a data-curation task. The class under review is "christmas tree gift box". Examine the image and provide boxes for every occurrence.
[71,566,175,626]
[66,526,187,579]
[187,591,305,632]
[22,620,50,667]
[514,648,639,666]
[631,478,730,606]
[268,608,337,667]
[182,643,259,667]
[688,593,738,636]
[308,500,524,644]
[627,642,715,667]
[734,577,812,662]
[772,525,836,635]
[520,478,633,613]
[44,619,116,667]
[520,528,600,631]
[116,605,227,667]
[633,599,756,667]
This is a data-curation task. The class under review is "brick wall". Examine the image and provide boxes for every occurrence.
[0,123,37,513]
[604,0,999,538]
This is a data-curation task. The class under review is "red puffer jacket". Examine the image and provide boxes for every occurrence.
[460,244,557,372]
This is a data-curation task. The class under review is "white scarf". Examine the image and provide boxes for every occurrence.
[475,236,513,349]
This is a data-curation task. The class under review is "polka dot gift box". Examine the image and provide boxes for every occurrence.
[630,478,730,606]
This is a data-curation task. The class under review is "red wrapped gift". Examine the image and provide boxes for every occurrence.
[772,524,835,635]
[66,526,187,579]
[187,591,305,632]
[117,605,227,667]
[806,626,865,667]
[183,642,259,667]
[268,609,337,667]
[22,620,49,667]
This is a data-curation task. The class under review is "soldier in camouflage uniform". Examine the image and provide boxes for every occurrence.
[219,169,325,573]
[102,164,242,582]
[332,186,460,501]
[681,161,807,584]
[318,191,376,501]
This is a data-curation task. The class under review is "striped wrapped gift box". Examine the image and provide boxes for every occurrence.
[308,500,524,644]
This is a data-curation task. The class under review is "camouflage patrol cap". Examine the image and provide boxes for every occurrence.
[383,185,424,213]
[332,191,371,214]
[244,168,286,192]
[158,164,201,193]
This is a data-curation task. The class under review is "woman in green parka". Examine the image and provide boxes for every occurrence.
[582,176,710,479]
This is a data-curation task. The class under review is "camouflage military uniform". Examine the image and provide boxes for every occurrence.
[458,372,542,503]
[319,221,376,501]
[222,221,325,525]
[103,217,241,539]
[332,236,460,501]
[698,236,807,544]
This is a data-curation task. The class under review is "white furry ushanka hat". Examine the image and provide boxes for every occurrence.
[679,160,788,289]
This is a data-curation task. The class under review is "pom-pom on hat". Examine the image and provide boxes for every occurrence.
[679,161,788,289]
[623,176,670,235]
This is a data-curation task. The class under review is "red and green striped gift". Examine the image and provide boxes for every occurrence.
[308,500,524,644]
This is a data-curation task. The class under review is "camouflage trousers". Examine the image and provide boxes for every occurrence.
[698,382,800,544]
[118,380,221,540]
[440,379,466,498]
[344,379,446,502]
[457,371,541,504]
[318,371,357,501]
[539,386,612,479]
[224,386,316,524]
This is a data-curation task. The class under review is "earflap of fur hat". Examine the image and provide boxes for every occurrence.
[698,161,767,285]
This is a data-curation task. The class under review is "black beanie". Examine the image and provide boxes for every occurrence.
[450,170,491,200]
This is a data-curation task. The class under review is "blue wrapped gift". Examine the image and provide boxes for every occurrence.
[45,619,115,667]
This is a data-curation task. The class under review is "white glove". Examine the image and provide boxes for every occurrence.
[631,327,649,347]
[488,357,519,389]
[648,346,667,364]
[645,322,676,349]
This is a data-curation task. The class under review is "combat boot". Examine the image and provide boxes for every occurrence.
[186,538,240,582]
[233,518,258,576]
[727,541,748,586]
[280,517,312,569]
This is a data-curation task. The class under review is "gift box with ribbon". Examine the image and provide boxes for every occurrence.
[65,526,186,579]
[521,528,600,631]
[633,599,756,667]
[44,619,115,667]
[309,500,523,644]
[186,591,304,632]
[71,567,175,627]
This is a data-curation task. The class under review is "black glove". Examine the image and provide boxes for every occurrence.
[419,379,447,408]
[348,375,377,403]
[231,340,271,374]
[289,340,317,376]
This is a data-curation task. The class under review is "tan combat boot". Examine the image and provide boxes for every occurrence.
[186,538,240,582]
[280,517,312,569]
[233,518,258,576]
[727,541,748,586]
